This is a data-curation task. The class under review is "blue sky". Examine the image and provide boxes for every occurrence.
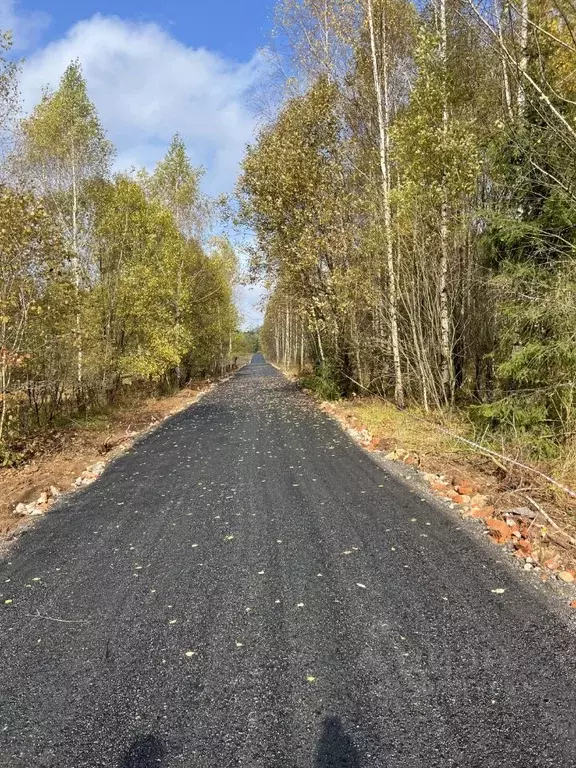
[0,0,272,327]
[14,0,275,61]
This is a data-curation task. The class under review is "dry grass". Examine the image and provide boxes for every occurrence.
[339,397,472,460]
[552,441,576,493]
[328,396,576,556]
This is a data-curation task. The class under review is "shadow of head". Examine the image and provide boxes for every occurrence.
[120,734,166,768]
[315,715,361,768]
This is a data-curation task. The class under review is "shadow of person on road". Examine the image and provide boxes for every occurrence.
[119,734,166,767]
[315,715,361,768]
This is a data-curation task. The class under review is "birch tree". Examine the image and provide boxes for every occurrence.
[0,31,19,153]
[17,60,113,392]
[366,0,404,407]
[0,187,64,449]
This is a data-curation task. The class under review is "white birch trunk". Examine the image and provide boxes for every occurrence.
[517,0,528,114]
[438,0,452,402]
[71,150,83,391]
[495,0,514,120]
[367,0,404,408]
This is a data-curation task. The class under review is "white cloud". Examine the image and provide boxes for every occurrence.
[236,282,265,329]
[17,13,265,196]
[0,0,50,50]
[13,10,266,325]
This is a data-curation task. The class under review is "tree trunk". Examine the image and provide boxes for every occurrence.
[495,0,514,120]
[0,344,8,444]
[438,0,453,403]
[367,0,404,408]
[312,309,325,366]
[517,0,528,114]
[71,152,83,393]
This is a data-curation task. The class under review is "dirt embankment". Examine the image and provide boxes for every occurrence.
[0,384,212,542]
[317,395,576,608]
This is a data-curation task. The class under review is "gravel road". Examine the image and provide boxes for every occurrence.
[0,354,574,767]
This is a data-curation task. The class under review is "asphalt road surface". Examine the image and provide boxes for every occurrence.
[1,354,575,767]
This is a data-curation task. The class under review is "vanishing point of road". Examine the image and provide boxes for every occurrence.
[1,354,575,767]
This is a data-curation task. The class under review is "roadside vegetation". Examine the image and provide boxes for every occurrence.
[238,0,576,494]
[232,329,260,357]
[0,38,241,466]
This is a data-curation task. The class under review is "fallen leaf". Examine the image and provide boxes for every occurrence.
[306,675,317,683]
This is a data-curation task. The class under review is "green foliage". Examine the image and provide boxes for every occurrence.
[239,76,343,281]
[301,362,343,401]
[233,330,259,354]
[146,133,206,236]
[0,185,70,450]
[22,61,112,166]
[473,1,576,450]
[242,0,576,460]
[470,398,560,459]
[392,28,480,206]
[19,60,113,212]
[0,57,239,456]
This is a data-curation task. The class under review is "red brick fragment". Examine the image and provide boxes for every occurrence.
[470,506,495,519]
[486,518,512,543]
[514,538,532,557]
[457,483,478,496]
